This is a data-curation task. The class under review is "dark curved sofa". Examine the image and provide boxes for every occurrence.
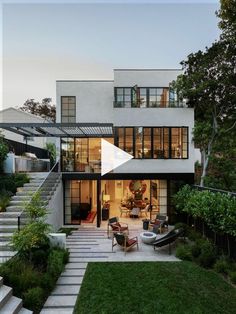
[152,228,184,254]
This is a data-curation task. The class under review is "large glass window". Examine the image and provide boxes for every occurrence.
[143,128,152,158]
[149,88,169,107]
[153,128,163,158]
[135,127,143,158]
[115,88,132,107]
[61,96,76,122]
[116,127,188,159]
[61,138,74,171]
[125,128,134,155]
[139,88,147,108]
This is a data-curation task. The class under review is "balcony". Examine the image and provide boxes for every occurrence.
[113,100,186,108]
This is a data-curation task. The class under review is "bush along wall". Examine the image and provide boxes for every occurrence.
[0,191,69,313]
[174,185,236,257]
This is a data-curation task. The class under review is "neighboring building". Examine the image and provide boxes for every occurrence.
[0,107,54,158]
[56,69,194,226]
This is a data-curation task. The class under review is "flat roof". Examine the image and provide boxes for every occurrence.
[0,123,114,138]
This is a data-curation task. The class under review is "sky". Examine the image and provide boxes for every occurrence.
[1,0,220,110]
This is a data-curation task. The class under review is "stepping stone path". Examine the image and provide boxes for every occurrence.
[40,226,108,314]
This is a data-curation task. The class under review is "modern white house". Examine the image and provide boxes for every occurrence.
[56,69,194,227]
[0,69,194,229]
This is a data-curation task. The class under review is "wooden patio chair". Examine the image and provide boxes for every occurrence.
[112,232,138,255]
[107,217,129,238]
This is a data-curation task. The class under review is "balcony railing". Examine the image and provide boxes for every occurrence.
[113,101,186,108]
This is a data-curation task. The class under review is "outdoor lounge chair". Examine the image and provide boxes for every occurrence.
[112,232,138,255]
[150,214,169,234]
[152,228,184,254]
[107,217,129,238]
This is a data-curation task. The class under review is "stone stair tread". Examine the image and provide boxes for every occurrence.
[0,295,22,313]
[18,307,33,314]
[0,251,16,257]
[0,285,12,306]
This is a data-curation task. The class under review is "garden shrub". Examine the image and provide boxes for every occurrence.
[0,173,29,194]
[229,272,236,284]
[176,244,192,261]
[197,240,216,268]
[0,190,12,211]
[187,229,202,242]
[174,222,189,237]
[23,287,44,313]
[191,242,202,258]
[214,258,230,275]
[47,249,65,278]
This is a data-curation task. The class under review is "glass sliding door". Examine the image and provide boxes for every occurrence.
[75,138,88,172]
[64,180,97,225]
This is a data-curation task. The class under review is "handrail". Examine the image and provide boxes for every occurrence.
[193,185,236,197]
[17,159,61,231]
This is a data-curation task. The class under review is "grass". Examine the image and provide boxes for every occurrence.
[74,261,236,314]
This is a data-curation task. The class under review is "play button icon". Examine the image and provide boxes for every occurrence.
[101,139,133,176]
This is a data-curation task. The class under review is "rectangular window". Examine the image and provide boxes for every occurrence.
[153,128,163,158]
[143,128,152,158]
[139,88,147,108]
[61,138,75,171]
[115,88,132,107]
[149,88,169,108]
[135,127,143,158]
[125,128,134,155]
[61,96,76,123]
[115,127,188,159]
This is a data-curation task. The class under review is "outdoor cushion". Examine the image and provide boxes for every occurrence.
[127,239,137,247]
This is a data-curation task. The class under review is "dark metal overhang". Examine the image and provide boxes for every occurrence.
[0,123,114,138]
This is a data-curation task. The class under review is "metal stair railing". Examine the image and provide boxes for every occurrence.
[17,159,61,231]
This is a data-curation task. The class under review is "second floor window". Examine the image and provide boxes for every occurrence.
[61,96,76,123]
[115,127,188,159]
[114,87,179,108]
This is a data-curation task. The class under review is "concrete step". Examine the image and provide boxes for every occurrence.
[12,196,31,201]
[0,285,12,308]
[18,308,33,314]
[0,225,18,233]
[16,191,54,197]
[0,242,12,251]
[0,233,14,241]
[0,218,18,225]
[5,206,24,212]
[0,251,16,257]
[0,295,22,313]
[0,212,21,218]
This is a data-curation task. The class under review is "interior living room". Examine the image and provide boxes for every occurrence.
[63,179,168,226]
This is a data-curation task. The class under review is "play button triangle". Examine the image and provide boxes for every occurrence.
[101,139,133,176]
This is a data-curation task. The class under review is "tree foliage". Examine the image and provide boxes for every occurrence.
[19,98,56,122]
[12,191,51,259]
[171,0,236,189]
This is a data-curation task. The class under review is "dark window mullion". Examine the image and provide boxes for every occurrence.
[169,128,172,159]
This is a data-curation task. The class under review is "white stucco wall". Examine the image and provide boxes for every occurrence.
[56,69,194,174]
[46,180,63,231]
[114,69,182,87]
[56,81,114,123]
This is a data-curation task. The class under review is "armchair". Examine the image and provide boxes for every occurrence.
[112,232,138,255]
[107,217,129,238]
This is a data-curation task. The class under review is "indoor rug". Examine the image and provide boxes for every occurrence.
[82,211,97,223]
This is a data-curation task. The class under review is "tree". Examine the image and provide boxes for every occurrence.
[171,0,236,188]
[0,133,9,174]
[19,98,56,122]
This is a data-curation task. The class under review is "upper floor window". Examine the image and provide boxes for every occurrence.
[61,96,76,123]
[114,87,181,108]
[115,127,188,159]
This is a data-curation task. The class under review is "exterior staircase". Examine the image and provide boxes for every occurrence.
[0,276,32,313]
[0,172,61,264]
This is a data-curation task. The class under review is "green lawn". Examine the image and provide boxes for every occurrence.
[74,262,236,314]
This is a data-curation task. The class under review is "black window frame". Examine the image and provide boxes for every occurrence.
[115,126,189,160]
[61,96,76,123]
